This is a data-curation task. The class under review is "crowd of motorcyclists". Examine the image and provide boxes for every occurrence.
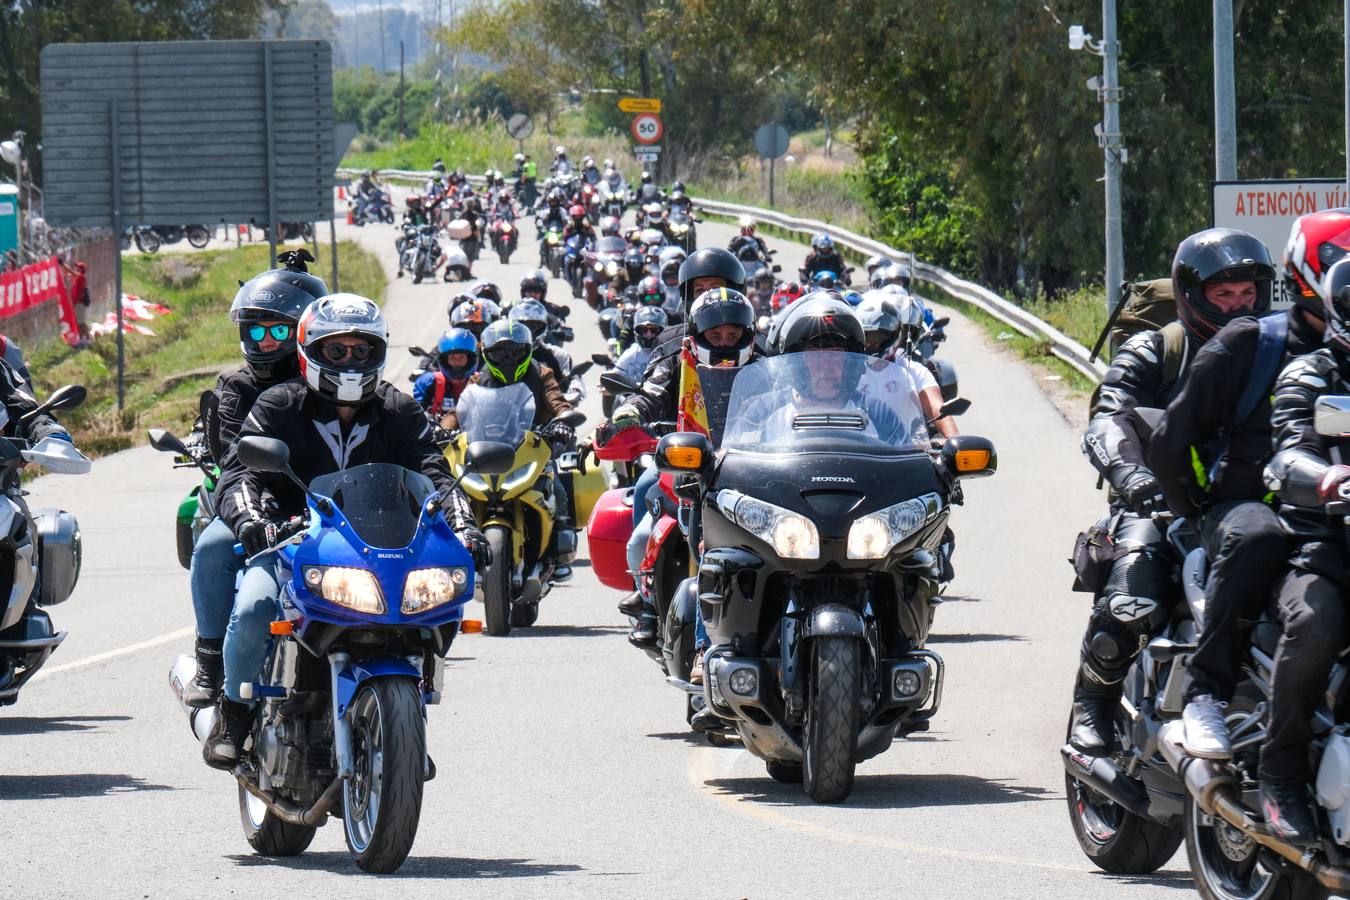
[11,140,1350,889]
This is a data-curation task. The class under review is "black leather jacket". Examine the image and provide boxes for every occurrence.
[1082,327,1198,500]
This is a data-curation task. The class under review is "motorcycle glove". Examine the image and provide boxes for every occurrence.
[459,526,492,569]
[546,422,575,446]
[610,404,641,431]
[1117,467,1166,517]
[1318,464,1350,503]
[238,518,281,558]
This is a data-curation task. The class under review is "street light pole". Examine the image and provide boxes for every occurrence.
[1214,0,1238,180]
[1069,7,1127,317]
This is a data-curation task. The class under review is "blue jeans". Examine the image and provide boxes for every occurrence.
[189,517,243,641]
[222,559,281,705]
[632,464,659,528]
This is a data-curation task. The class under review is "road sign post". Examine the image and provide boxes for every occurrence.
[754,122,790,208]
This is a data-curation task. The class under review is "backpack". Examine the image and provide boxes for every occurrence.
[1113,278,1177,348]
[1089,319,1187,414]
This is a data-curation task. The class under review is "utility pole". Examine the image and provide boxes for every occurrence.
[398,40,405,138]
[1345,0,1350,191]
[378,0,386,72]
[1214,0,1238,180]
[1069,4,1127,317]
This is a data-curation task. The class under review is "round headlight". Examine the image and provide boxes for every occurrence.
[728,667,758,697]
[773,514,819,559]
[847,515,892,559]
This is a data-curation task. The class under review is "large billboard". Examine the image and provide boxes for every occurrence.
[1212,178,1347,259]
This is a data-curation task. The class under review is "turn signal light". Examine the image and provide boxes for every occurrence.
[461,619,484,634]
[953,449,991,472]
[269,620,293,635]
[664,446,704,469]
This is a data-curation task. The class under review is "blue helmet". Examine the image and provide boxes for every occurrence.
[436,327,480,380]
[840,289,863,307]
[812,270,839,289]
[811,233,834,252]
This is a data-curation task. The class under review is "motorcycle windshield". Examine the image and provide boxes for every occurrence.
[456,382,535,448]
[695,365,739,448]
[309,463,433,549]
[595,236,627,257]
[721,353,928,454]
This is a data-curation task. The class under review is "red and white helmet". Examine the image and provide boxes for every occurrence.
[296,294,388,405]
[1284,208,1350,317]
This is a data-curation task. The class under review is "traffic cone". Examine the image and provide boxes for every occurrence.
[346,207,354,225]
[337,184,346,201]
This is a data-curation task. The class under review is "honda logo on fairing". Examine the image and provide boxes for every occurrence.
[811,475,856,483]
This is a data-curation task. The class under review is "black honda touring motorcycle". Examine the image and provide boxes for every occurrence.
[655,351,994,802]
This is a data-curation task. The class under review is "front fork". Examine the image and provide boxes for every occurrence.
[328,652,355,779]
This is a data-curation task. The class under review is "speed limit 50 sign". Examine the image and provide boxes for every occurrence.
[631,113,663,145]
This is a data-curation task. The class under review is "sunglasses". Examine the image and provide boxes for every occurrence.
[319,342,376,363]
[636,327,663,338]
[248,323,293,342]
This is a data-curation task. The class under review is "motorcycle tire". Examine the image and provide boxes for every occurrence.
[766,760,805,784]
[510,602,539,628]
[135,230,160,254]
[802,636,860,804]
[186,225,211,249]
[381,208,394,224]
[499,248,511,266]
[483,525,513,637]
[239,783,317,857]
[549,254,562,280]
[1064,755,1182,873]
[413,271,423,285]
[1183,690,1326,900]
[343,678,426,874]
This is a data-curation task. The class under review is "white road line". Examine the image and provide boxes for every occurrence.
[33,626,194,680]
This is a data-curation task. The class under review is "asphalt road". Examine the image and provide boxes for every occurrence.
[0,201,1192,898]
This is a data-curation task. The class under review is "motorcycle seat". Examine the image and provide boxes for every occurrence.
[1250,616,1281,658]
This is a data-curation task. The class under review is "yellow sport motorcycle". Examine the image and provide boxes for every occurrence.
[445,382,592,635]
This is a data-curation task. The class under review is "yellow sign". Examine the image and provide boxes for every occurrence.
[617,97,661,114]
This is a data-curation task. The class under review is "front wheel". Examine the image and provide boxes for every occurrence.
[802,636,860,803]
[186,225,211,248]
[135,230,160,254]
[239,783,316,856]
[343,678,426,874]
[483,526,513,636]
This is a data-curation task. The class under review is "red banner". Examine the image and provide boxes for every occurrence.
[0,256,80,345]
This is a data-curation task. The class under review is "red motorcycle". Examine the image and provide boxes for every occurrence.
[489,217,518,264]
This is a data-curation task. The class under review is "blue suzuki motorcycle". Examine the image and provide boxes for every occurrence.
[170,436,512,873]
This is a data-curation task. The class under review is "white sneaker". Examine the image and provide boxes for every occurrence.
[1182,694,1233,759]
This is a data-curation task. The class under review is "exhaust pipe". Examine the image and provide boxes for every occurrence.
[169,654,217,743]
[238,775,341,828]
[1060,744,1151,818]
[1159,722,1350,894]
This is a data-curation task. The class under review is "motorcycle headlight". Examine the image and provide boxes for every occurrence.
[303,565,385,614]
[502,460,541,493]
[606,261,618,276]
[452,462,491,495]
[714,490,819,560]
[846,493,943,559]
[594,262,603,272]
[402,566,469,613]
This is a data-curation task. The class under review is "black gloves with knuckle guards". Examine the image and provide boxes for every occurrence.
[1117,467,1166,517]
[545,421,575,446]
[239,518,281,557]
[459,527,492,569]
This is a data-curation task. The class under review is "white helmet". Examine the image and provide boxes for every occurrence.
[297,294,388,405]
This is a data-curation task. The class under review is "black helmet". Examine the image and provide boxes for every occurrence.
[688,288,756,367]
[1320,258,1350,354]
[296,293,388,406]
[623,249,646,280]
[772,292,866,355]
[672,180,686,193]
[677,247,746,308]
[230,262,329,377]
[466,280,503,305]
[481,320,534,385]
[520,269,548,300]
[1172,227,1275,341]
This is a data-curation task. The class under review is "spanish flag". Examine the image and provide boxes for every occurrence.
[677,338,711,437]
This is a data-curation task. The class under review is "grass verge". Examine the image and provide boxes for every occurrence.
[1024,286,1109,350]
[27,240,386,457]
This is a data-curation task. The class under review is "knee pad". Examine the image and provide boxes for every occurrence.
[1101,550,1172,629]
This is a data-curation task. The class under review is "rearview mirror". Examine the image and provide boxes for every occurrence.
[147,428,189,455]
[941,435,996,479]
[591,353,614,368]
[938,398,971,419]
[237,436,292,474]
[1315,396,1350,438]
[601,372,640,395]
[932,317,950,329]
[554,409,587,428]
[409,345,428,357]
[771,264,782,273]
[23,384,86,424]
[570,360,594,378]
[464,440,516,476]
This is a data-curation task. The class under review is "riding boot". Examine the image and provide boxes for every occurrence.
[182,637,223,709]
[628,604,659,648]
[1069,671,1122,756]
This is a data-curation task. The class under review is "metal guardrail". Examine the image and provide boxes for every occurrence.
[338,167,1107,382]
